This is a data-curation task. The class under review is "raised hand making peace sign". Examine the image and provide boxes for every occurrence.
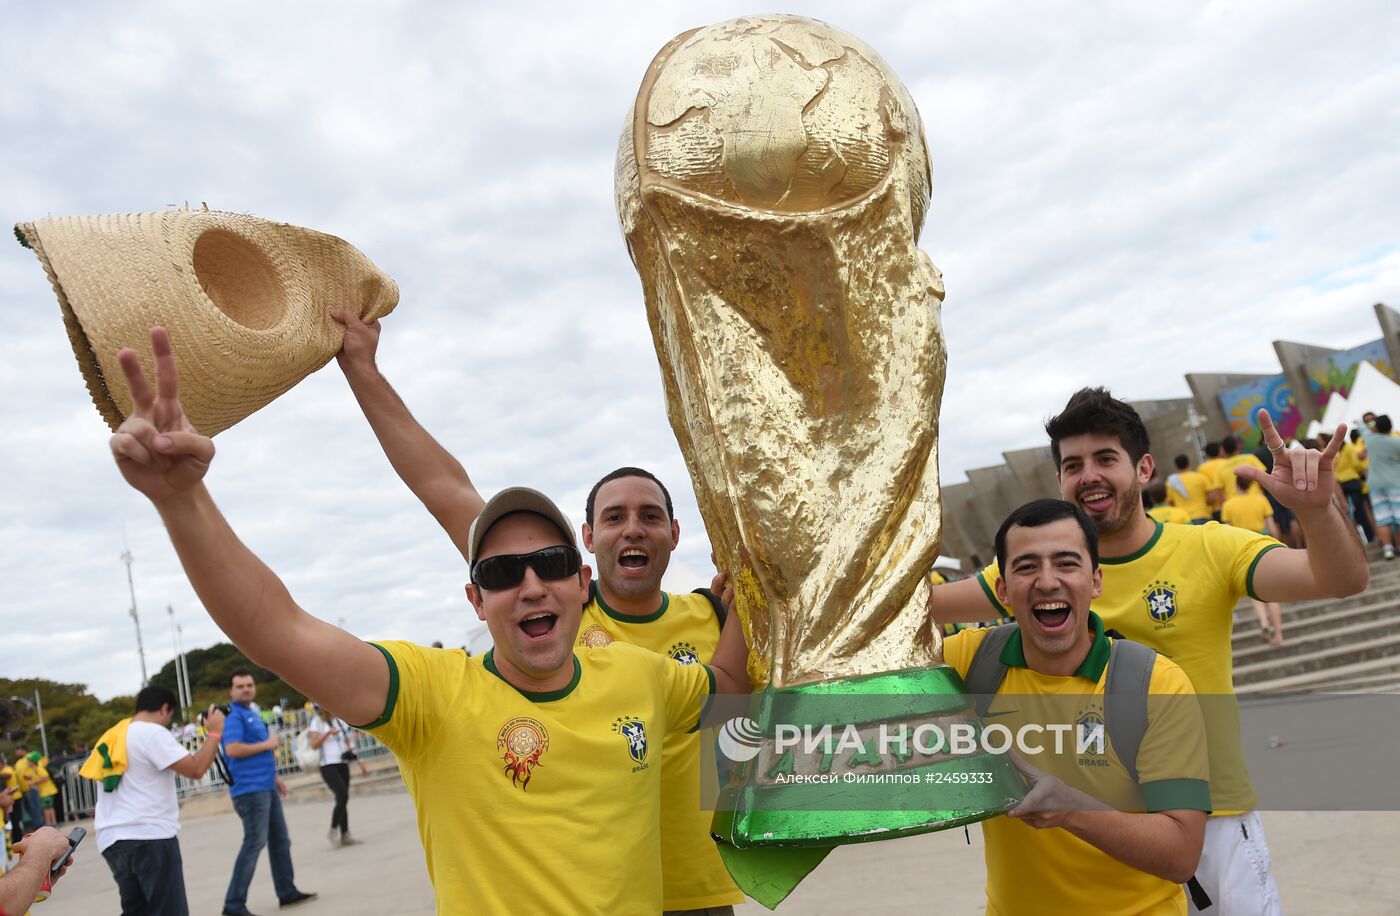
[109,327,216,503]
[1233,408,1346,515]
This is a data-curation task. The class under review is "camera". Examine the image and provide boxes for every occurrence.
[198,704,232,723]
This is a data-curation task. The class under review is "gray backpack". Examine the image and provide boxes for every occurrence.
[962,623,1157,782]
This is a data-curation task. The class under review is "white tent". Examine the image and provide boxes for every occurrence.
[1314,391,1350,439]
[1326,361,1400,431]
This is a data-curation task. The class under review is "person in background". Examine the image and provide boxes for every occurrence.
[1323,429,1374,544]
[1220,435,1267,495]
[1145,481,1190,525]
[91,685,227,916]
[307,706,360,848]
[1252,439,1303,549]
[1221,476,1284,647]
[1198,441,1229,520]
[26,753,58,827]
[0,778,14,870]
[1349,429,1378,539]
[1165,455,1212,524]
[221,670,316,915]
[1361,415,1400,560]
[9,747,40,835]
[0,756,21,848]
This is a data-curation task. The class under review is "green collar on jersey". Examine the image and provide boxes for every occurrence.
[590,580,670,623]
[483,649,582,702]
[998,610,1111,682]
[1101,520,1164,565]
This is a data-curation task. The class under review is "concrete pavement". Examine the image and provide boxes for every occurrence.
[35,785,1398,914]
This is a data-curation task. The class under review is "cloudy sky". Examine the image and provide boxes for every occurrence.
[2,1,1396,702]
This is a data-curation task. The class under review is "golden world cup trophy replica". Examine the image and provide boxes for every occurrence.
[616,14,1023,901]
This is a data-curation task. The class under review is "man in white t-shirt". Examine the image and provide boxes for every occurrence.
[95,684,227,916]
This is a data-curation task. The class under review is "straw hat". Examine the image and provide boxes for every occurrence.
[14,209,399,436]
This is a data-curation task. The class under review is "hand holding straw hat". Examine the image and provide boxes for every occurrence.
[15,209,398,436]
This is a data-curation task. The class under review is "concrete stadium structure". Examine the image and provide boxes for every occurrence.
[941,302,1400,570]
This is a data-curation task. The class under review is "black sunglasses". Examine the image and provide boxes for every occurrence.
[471,545,582,590]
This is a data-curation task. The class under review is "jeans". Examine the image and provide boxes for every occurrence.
[102,836,189,915]
[320,762,351,834]
[21,788,42,831]
[1341,479,1375,540]
[225,790,298,912]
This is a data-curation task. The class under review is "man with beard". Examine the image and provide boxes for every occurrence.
[928,386,1368,915]
[331,309,744,914]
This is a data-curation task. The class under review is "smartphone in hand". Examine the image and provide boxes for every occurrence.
[51,826,86,877]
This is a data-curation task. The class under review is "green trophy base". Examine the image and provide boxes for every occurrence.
[711,665,1025,850]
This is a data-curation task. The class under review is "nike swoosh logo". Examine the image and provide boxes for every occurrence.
[982,710,1018,719]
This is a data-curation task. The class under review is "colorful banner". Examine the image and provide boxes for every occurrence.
[1217,375,1301,449]
[1306,339,1396,409]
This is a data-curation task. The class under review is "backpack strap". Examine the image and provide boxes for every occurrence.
[692,587,728,628]
[1103,637,1156,784]
[963,624,1019,717]
[1105,637,1213,908]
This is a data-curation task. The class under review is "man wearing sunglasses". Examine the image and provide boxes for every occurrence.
[107,327,751,915]
[332,309,746,913]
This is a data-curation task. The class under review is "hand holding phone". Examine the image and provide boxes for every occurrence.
[50,826,86,877]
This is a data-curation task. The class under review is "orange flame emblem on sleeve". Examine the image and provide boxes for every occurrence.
[497,718,549,790]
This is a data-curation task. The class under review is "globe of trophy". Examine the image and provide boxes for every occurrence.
[616,15,1023,884]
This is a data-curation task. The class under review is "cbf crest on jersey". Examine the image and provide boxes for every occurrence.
[667,641,700,665]
[497,717,549,790]
[1075,706,1107,767]
[612,715,650,771]
[1143,579,1178,625]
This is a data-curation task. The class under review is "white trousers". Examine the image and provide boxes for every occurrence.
[1189,811,1282,915]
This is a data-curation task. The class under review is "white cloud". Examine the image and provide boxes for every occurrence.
[1,1,1395,700]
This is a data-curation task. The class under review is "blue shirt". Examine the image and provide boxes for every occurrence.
[221,702,277,797]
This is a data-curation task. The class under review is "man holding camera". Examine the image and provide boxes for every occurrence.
[93,684,226,916]
[221,670,316,916]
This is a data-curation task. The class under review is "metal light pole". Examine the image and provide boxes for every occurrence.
[168,605,189,717]
[121,549,149,685]
[178,625,193,713]
[8,694,47,760]
[34,690,47,760]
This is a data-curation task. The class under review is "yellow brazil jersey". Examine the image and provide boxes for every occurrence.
[1221,491,1273,535]
[362,640,714,916]
[943,617,1210,916]
[1197,457,1229,506]
[33,759,56,798]
[11,758,36,793]
[1333,441,1361,484]
[1165,469,1212,520]
[574,584,740,909]
[975,521,1282,812]
[1223,453,1267,496]
[1,764,17,798]
[1148,504,1190,525]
